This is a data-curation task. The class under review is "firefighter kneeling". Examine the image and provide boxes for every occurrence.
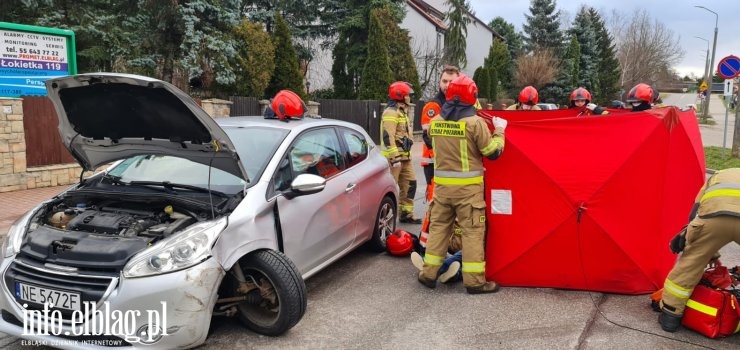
[417,75,507,294]
[659,168,740,332]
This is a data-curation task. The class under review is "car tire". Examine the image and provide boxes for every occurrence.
[230,250,307,336]
[368,195,396,251]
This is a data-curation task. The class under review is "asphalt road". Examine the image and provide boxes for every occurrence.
[1,97,739,349]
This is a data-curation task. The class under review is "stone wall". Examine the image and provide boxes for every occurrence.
[201,99,233,118]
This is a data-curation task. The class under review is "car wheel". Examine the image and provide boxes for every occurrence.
[369,196,396,251]
[229,250,307,336]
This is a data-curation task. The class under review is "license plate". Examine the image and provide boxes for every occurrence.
[15,282,81,311]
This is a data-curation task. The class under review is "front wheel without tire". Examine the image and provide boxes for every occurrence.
[229,250,307,336]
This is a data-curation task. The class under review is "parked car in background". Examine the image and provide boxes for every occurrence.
[0,73,398,349]
[536,103,559,110]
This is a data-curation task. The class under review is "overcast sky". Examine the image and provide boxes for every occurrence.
[467,0,740,79]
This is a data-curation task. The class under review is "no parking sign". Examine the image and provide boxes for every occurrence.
[717,55,740,79]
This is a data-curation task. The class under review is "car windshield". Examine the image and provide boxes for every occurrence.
[105,126,288,194]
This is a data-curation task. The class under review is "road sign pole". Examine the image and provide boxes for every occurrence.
[723,100,730,159]
[733,87,740,157]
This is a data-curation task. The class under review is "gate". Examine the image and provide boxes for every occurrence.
[229,96,260,116]
[318,99,383,143]
[21,96,76,167]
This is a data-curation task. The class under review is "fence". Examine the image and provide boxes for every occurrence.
[318,99,383,143]
[229,96,260,116]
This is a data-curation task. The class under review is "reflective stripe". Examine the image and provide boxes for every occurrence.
[434,176,484,185]
[462,261,485,273]
[736,319,740,333]
[434,170,483,178]
[382,116,400,122]
[424,253,444,266]
[686,299,718,317]
[664,279,691,299]
[700,183,740,202]
[480,139,500,156]
[418,157,434,163]
[419,231,428,247]
[454,227,462,236]
[460,139,469,172]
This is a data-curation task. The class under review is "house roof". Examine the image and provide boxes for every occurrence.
[406,0,447,31]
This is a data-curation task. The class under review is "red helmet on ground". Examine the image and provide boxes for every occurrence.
[386,229,414,256]
[518,86,539,105]
[271,90,306,120]
[625,83,655,104]
[388,81,414,102]
[445,75,478,105]
[570,87,591,103]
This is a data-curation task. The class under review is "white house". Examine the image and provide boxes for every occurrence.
[304,0,500,98]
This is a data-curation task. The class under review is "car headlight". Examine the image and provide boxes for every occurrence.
[123,217,227,278]
[2,209,37,258]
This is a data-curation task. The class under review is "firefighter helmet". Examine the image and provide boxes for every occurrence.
[625,83,655,104]
[271,90,306,120]
[386,229,414,256]
[518,86,539,105]
[389,81,414,102]
[570,87,592,103]
[445,75,479,106]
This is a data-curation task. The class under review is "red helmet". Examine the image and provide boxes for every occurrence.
[388,81,414,102]
[386,230,414,256]
[271,90,306,120]
[445,75,478,105]
[570,87,591,103]
[518,86,539,105]
[626,83,655,104]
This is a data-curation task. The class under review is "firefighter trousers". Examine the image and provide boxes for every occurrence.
[421,193,487,288]
[391,159,416,217]
[661,216,740,315]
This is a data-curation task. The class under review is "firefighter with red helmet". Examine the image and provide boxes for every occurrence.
[625,83,656,112]
[418,65,461,248]
[417,75,506,294]
[381,81,422,223]
[569,87,608,116]
[506,86,542,110]
[658,168,740,332]
[269,90,307,121]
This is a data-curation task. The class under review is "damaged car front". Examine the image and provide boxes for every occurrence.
[0,73,254,349]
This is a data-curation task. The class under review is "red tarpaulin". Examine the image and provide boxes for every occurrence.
[477,107,705,294]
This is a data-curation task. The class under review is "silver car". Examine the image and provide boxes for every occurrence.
[0,73,398,349]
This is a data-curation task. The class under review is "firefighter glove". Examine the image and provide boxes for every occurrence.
[399,137,413,152]
[586,103,597,111]
[492,117,508,131]
[669,225,687,254]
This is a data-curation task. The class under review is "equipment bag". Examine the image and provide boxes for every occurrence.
[681,284,740,338]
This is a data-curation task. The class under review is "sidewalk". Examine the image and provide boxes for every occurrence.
[0,185,67,236]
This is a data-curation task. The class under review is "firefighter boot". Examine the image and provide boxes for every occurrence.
[658,309,682,332]
[400,213,422,224]
[466,281,500,294]
[418,272,436,289]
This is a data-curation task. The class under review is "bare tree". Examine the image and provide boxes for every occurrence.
[412,40,444,100]
[514,49,558,88]
[610,9,684,92]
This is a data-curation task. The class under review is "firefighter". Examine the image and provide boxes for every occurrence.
[658,168,740,332]
[569,87,608,116]
[418,65,461,249]
[417,75,507,294]
[381,81,421,223]
[625,83,656,112]
[506,86,542,110]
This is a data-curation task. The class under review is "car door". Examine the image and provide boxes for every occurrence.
[274,127,359,274]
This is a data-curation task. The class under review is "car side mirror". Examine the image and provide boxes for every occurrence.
[285,173,326,199]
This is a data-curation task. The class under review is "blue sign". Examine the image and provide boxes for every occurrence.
[717,55,740,80]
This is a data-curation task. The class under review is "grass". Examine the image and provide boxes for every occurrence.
[704,146,740,170]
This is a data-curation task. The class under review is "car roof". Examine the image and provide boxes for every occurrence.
[217,116,362,134]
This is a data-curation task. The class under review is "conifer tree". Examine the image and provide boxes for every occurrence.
[565,35,581,90]
[488,17,524,60]
[359,9,394,100]
[266,13,306,99]
[589,7,621,103]
[473,67,490,100]
[231,20,275,98]
[522,0,564,54]
[568,6,599,94]
[377,6,420,96]
[444,0,472,68]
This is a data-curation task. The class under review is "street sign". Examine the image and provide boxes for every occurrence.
[717,55,740,79]
[699,81,708,92]
[725,79,734,96]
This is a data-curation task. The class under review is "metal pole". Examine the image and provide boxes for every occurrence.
[695,6,719,121]
[733,87,740,157]
[723,82,729,158]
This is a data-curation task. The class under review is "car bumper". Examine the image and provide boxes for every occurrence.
[0,256,224,349]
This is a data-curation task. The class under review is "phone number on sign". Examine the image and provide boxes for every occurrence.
[0,89,21,95]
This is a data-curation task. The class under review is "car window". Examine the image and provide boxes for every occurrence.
[108,155,246,194]
[340,127,368,168]
[273,128,345,192]
[225,126,289,184]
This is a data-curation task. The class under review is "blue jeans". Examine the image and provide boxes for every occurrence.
[438,251,462,282]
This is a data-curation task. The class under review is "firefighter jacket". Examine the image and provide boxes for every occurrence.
[381,103,413,162]
[694,168,740,218]
[506,104,541,111]
[429,113,505,199]
[420,91,446,166]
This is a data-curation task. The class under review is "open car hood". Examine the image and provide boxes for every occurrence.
[45,73,248,181]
